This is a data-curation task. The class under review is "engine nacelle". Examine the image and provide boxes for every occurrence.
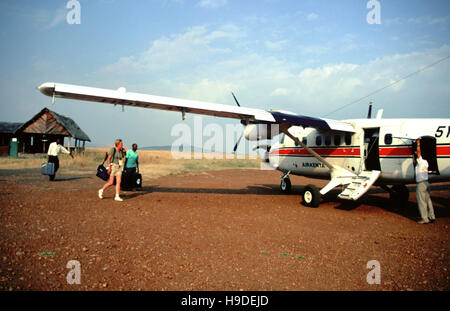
[244,124,280,141]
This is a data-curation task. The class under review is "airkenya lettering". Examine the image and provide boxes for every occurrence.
[303,162,325,168]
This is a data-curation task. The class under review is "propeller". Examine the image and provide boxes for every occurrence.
[233,133,244,153]
[231,92,248,153]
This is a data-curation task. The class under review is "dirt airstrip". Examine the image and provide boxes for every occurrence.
[0,168,449,291]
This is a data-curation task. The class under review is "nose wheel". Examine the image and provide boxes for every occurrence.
[280,177,292,193]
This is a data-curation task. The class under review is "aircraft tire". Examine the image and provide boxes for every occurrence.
[280,178,292,193]
[302,184,321,208]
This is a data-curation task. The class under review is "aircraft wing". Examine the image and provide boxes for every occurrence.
[37,82,355,133]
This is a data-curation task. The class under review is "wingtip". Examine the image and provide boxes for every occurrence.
[37,82,55,97]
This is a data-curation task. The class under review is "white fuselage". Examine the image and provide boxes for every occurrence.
[268,118,450,185]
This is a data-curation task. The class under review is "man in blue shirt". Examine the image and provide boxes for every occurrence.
[125,143,139,174]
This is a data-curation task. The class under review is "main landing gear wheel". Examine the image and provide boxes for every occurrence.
[280,178,292,193]
[302,184,321,208]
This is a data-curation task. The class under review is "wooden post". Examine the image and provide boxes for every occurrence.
[67,136,71,153]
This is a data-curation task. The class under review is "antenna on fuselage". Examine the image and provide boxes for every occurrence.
[367,102,373,118]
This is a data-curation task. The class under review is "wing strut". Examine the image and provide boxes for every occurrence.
[281,128,362,198]
[281,129,334,170]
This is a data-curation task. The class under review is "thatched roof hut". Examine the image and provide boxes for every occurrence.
[1,107,90,155]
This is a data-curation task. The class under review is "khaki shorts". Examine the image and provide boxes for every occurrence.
[110,163,123,177]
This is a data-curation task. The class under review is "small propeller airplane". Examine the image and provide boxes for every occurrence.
[38,82,450,207]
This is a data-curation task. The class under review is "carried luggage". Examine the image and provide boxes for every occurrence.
[96,152,110,181]
[96,164,110,181]
[121,169,142,189]
[41,162,55,176]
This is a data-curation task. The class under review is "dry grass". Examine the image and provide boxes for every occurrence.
[0,148,261,179]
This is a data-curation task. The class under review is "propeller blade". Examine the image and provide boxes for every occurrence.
[231,92,247,153]
[233,132,244,153]
[231,92,240,107]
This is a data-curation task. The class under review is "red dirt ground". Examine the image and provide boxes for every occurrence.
[0,168,448,291]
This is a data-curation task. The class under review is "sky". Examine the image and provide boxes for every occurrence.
[0,0,449,151]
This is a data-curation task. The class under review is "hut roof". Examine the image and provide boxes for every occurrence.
[15,108,91,142]
[0,122,23,134]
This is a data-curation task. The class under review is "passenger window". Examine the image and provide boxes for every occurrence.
[280,133,285,144]
[334,135,341,146]
[385,134,393,145]
[325,135,331,146]
[302,137,307,146]
[316,136,322,146]
[345,133,352,145]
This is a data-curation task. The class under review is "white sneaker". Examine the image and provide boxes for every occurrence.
[98,189,103,199]
[114,195,123,202]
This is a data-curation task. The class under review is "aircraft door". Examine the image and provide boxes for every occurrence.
[412,136,440,175]
[363,128,381,171]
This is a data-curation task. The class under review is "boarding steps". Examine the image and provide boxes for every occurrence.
[338,170,381,201]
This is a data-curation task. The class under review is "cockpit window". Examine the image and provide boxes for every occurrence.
[384,134,393,145]
[345,133,352,145]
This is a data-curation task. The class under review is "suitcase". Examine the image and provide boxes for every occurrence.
[41,162,55,176]
[134,173,142,188]
[96,164,110,181]
[96,152,110,181]
[121,170,142,189]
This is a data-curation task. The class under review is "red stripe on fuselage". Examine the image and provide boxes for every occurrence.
[379,146,411,157]
[436,145,450,156]
[270,145,450,157]
[379,145,450,157]
[269,147,360,157]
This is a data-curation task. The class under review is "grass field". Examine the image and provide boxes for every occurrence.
[0,148,261,179]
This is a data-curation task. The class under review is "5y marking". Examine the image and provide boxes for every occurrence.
[435,125,450,138]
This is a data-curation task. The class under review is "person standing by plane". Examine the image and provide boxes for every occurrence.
[124,143,139,174]
[47,138,73,181]
[98,139,126,201]
[414,138,436,224]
